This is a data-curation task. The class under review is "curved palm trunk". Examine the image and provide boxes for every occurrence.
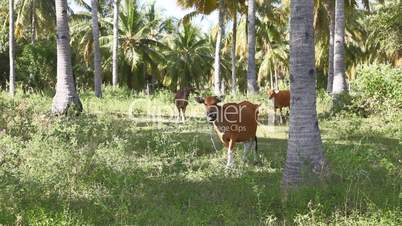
[324,0,335,94]
[91,0,102,98]
[112,0,119,87]
[332,0,347,96]
[247,0,257,94]
[231,9,237,95]
[9,0,16,96]
[213,0,225,95]
[52,0,82,114]
[283,0,326,188]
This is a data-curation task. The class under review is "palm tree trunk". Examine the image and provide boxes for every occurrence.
[29,0,36,85]
[52,0,82,114]
[213,0,225,95]
[231,9,237,95]
[9,0,16,97]
[282,0,326,188]
[112,0,119,87]
[247,0,258,94]
[31,0,36,44]
[325,0,335,94]
[332,0,347,96]
[91,0,102,98]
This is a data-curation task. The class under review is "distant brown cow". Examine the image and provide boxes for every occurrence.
[196,96,260,167]
[174,87,198,122]
[267,89,290,124]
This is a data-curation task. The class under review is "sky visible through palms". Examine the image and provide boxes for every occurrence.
[69,0,218,32]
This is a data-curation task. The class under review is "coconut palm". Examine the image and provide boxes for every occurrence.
[52,0,82,113]
[282,0,326,187]
[15,0,56,42]
[9,0,15,96]
[91,0,102,97]
[323,0,335,93]
[163,24,213,90]
[332,0,348,98]
[112,0,119,87]
[100,0,165,90]
[247,0,258,94]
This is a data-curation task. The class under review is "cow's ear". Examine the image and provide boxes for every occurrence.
[195,96,204,104]
[215,95,224,103]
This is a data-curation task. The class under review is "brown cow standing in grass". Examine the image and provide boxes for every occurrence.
[174,87,197,122]
[196,96,260,167]
[267,89,290,124]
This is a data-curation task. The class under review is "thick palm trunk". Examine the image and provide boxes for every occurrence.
[231,10,237,95]
[9,0,16,96]
[332,0,347,95]
[213,0,225,95]
[91,0,102,98]
[52,0,82,114]
[112,0,119,87]
[247,0,258,94]
[283,0,326,188]
[324,0,335,94]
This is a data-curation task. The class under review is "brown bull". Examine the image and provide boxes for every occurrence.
[196,96,260,167]
[174,87,197,122]
[267,89,290,124]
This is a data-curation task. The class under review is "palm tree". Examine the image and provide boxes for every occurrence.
[99,0,165,90]
[52,0,82,114]
[9,0,15,96]
[112,0,119,87]
[323,0,335,93]
[91,0,102,97]
[332,0,347,99]
[282,0,326,187]
[230,1,238,94]
[247,0,257,94]
[213,0,225,95]
[163,24,212,90]
[15,0,56,42]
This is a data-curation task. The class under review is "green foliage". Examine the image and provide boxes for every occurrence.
[0,89,401,225]
[350,64,402,115]
[16,40,57,91]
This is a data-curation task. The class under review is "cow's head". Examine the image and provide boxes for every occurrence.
[195,95,224,122]
[267,89,280,99]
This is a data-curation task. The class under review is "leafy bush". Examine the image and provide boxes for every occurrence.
[350,64,402,115]
[16,40,57,91]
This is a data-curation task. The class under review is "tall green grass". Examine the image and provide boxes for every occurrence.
[0,88,401,225]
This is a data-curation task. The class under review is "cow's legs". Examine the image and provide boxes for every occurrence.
[227,139,235,167]
[279,108,283,124]
[176,107,181,122]
[272,108,277,125]
[181,107,186,122]
[242,140,252,163]
[252,136,259,163]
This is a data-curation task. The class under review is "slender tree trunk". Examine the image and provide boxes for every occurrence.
[91,0,102,98]
[333,0,347,97]
[29,0,36,85]
[9,0,15,96]
[31,0,36,44]
[282,0,326,188]
[231,9,237,95]
[213,0,225,95]
[324,0,335,94]
[52,0,82,114]
[112,0,119,87]
[247,0,258,94]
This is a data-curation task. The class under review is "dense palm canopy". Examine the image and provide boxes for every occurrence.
[0,0,399,93]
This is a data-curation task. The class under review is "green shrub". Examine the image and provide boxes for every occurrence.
[350,64,402,115]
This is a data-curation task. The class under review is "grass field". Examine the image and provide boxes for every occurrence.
[0,88,401,225]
